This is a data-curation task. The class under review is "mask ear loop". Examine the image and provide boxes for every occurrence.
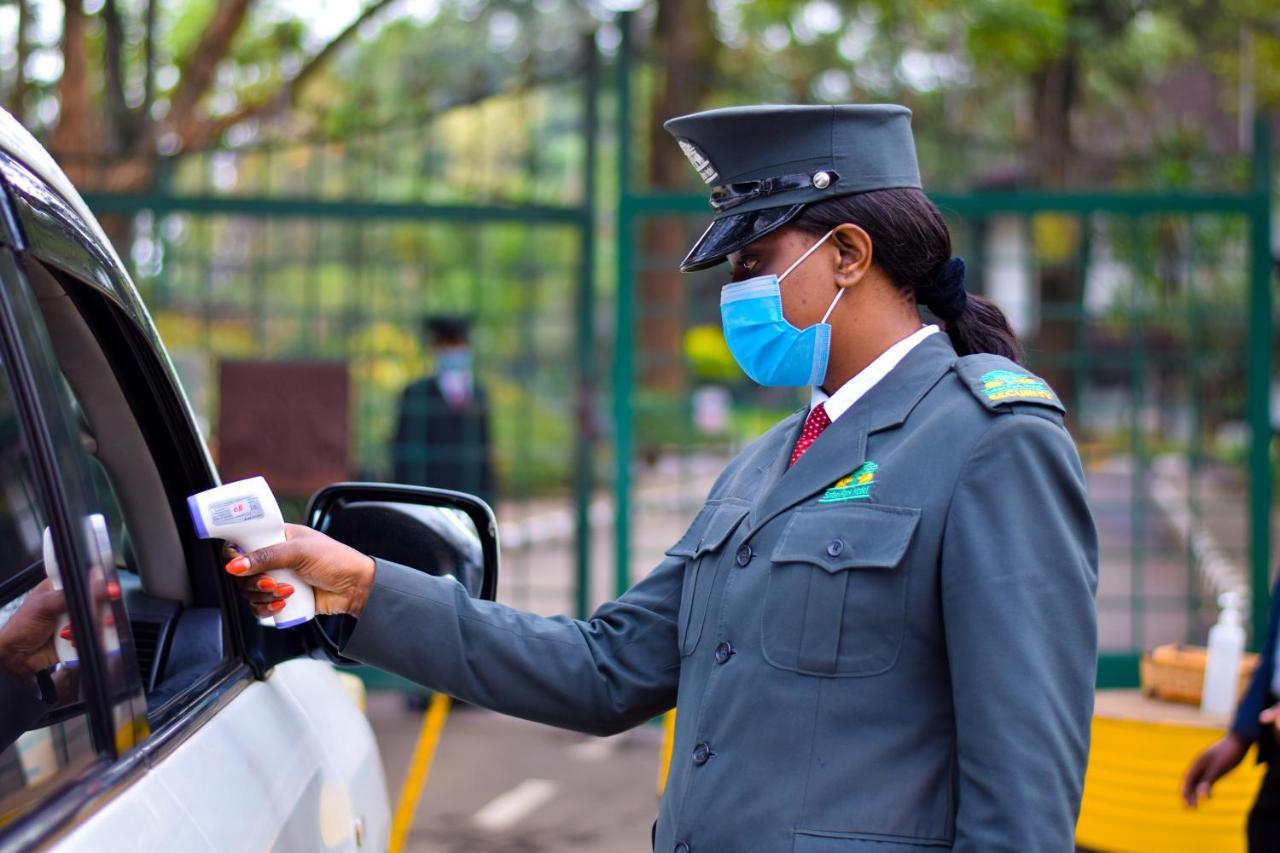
[779,228,838,281]
[820,286,846,324]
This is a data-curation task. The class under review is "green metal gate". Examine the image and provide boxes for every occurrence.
[80,42,604,622]
[610,12,1275,688]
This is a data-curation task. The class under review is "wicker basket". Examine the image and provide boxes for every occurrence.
[1140,644,1258,705]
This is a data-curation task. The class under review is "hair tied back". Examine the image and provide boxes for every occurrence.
[927,256,967,321]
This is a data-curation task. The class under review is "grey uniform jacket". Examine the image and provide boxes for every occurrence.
[343,333,1099,853]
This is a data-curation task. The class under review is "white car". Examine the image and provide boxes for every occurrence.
[0,108,497,849]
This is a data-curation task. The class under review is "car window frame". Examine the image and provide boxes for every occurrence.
[0,153,264,849]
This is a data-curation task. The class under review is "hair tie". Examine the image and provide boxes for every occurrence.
[925,256,968,321]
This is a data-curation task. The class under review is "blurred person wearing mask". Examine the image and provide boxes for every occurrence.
[1184,574,1280,848]
[391,315,495,508]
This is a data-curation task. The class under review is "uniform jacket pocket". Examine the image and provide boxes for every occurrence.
[793,830,951,852]
[665,500,750,655]
[763,503,920,676]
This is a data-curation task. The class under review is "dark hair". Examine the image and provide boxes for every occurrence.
[791,188,1023,362]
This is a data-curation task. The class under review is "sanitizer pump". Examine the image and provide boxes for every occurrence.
[41,527,77,667]
[187,477,315,628]
[1201,591,1246,718]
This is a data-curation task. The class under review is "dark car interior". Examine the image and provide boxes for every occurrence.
[21,255,228,718]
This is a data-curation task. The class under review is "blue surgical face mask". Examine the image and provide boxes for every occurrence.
[719,229,845,387]
[436,347,472,375]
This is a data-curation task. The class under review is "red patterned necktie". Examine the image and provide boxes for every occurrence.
[789,402,831,467]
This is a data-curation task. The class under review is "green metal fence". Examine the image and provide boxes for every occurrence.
[610,12,1275,688]
[80,42,604,622]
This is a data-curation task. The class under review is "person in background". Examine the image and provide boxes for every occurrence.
[1183,574,1280,849]
[391,315,495,509]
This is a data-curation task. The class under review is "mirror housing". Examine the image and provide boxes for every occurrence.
[255,482,499,668]
[306,482,499,602]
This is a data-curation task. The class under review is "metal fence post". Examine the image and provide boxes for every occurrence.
[612,11,634,600]
[1248,113,1274,648]
[574,34,600,619]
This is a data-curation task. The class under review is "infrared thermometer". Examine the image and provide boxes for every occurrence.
[42,514,118,666]
[187,477,315,628]
[42,528,77,666]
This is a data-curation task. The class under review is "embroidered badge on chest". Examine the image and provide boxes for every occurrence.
[980,369,1054,403]
[819,461,878,503]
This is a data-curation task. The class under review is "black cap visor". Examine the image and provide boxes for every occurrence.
[680,203,805,272]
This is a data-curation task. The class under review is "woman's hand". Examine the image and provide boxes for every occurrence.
[224,524,376,618]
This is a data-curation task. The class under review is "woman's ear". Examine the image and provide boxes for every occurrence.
[832,223,873,288]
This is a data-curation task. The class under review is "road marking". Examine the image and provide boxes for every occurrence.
[473,779,558,832]
[568,736,619,763]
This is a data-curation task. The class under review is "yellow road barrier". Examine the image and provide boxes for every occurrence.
[657,709,676,797]
[1076,689,1264,852]
[390,693,452,853]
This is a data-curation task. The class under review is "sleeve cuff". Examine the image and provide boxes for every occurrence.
[340,558,462,670]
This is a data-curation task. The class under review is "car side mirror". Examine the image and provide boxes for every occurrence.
[295,482,499,665]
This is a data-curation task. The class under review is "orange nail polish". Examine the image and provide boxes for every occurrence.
[59,626,72,640]
[256,577,277,591]
[226,557,250,575]
[106,581,121,600]
[270,599,286,612]
[277,584,295,597]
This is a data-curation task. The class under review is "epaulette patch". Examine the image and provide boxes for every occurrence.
[953,355,1065,415]
[980,369,1055,403]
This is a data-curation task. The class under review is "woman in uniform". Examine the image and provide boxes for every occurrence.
[228,105,1098,852]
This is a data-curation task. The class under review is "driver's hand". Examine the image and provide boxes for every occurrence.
[224,524,376,617]
[0,580,65,676]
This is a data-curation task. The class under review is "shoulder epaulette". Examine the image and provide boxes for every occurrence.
[953,354,1065,416]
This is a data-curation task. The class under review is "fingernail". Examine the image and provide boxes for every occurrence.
[277,584,295,598]
[270,599,286,612]
[105,615,115,627]
[226,557,250,575]
[256,577,277,591]
[106,581,121,600]
[59,626,72,640]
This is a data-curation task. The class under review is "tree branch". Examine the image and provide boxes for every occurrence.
[166,0,256,134]
[182,0,402,150]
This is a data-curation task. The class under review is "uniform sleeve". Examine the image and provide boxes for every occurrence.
[1232,579,1279,748]
[940,413,1098,852]
[342,555,683,736]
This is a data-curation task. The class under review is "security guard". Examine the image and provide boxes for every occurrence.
[229,105,1099,852]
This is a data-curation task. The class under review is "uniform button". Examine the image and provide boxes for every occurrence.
[826,539,845,557]
[714,641,735,665]
[674,843,691,853]
[692,742,713,765]
[735,545,753,567]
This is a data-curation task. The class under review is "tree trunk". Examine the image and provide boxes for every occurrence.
[639,0,718,392]
[1028,51,1081,415]
[10,0,30,121]
[49,0,101,186]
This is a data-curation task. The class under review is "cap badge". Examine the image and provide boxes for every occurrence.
[678,139,720,185]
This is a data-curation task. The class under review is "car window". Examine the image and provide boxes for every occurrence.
[20,259,233,721]
[0,353,97,821]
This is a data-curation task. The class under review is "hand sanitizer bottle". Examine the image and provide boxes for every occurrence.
[1201,591,1246,717]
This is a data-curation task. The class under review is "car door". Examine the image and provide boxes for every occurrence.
[0,148,388,849]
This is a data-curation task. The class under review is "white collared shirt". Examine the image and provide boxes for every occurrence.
[810,325,940,422]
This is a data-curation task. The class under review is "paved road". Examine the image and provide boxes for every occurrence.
[370,695,662,852]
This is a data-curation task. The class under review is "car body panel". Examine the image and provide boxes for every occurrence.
[0,106,392,849]
[61,660,389,852]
